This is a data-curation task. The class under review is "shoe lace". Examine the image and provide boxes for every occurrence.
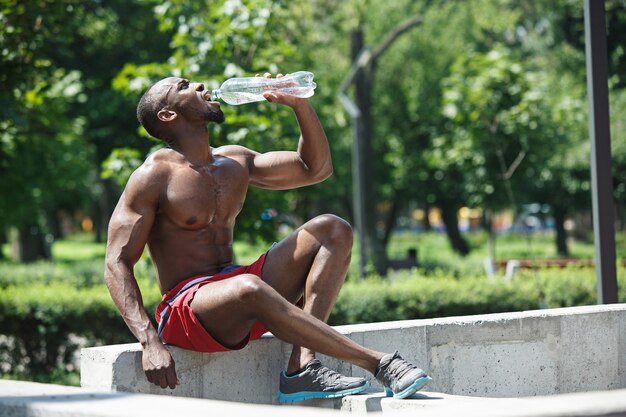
[311,364,344,385]
[384,357,416,382]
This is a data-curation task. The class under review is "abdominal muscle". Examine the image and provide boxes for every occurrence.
[148,216,238,294]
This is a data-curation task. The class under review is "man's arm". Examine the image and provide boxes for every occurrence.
[247,93,333,190]
[104,165,179,389]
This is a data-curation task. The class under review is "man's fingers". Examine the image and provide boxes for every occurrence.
[158,374,168,389]
[167,376,179,389]
[145,369,178,389]
[167,367,179,389]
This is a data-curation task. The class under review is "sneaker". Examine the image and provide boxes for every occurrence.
[277,359,369,403]
[375,351,431,399]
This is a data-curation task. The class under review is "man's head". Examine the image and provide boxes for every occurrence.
[136,77,224,142]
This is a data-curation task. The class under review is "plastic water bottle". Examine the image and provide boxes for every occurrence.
[211,71,317,105]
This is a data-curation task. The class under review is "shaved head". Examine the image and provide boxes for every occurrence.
[136,78,177,142]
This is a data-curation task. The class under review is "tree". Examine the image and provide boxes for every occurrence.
[340,8,424,275]
[0,0,94,260]
[46,0,173,242]
[1,0,175,260]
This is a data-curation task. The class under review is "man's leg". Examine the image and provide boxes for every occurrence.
[191,272,432,400]
[190,273,383,372]
[260,214,353,373]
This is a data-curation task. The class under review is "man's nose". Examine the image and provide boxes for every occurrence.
[195,83,205,91]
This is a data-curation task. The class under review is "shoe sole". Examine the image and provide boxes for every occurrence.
[385,375,432,399]
[277,381,369,404]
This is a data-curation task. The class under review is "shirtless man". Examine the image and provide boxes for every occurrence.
[104,72,431,403]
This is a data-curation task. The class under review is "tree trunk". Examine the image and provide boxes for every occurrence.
[46,210,63,240]
[93,178,116,243]
[553,206,569,256]
[351,28,385,274]
[422,204,432,231]
[0,229,6,260]
[17,222,50,262]
[346,15,423,277]
[440,204,470,256]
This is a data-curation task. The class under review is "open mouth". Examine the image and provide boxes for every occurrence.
[202,90,211,101]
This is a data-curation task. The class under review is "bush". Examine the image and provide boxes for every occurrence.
[329,267,623,325]
[0,278,161,377]
[0,260,105,288]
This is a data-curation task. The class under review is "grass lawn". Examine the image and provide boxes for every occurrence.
[2,229,621,279]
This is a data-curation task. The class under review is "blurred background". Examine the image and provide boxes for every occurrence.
[1,0,625,386]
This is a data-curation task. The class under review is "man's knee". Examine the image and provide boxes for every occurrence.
[312,214,353,246]
[233,274,271,306]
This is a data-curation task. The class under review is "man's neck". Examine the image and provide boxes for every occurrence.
[169,132,213,166]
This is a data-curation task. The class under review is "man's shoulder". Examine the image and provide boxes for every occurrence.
[123,149,175,194]
[146,147,182,165]
[136,149,179,177]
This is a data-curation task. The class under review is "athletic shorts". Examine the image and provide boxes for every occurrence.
[155,251,270,352]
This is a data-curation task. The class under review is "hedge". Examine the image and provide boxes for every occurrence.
[0,265,622,378]
[0,279,161,377]
[328,268,609,325]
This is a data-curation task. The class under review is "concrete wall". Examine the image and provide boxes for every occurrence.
[80,304,626,405]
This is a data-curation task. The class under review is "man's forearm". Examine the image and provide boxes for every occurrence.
[105,264,159,347]
[293,100,333,180]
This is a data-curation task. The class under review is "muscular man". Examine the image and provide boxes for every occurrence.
[104,72,431,403]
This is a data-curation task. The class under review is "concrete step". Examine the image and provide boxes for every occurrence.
[297,389,626,416]
[4,380,626,417]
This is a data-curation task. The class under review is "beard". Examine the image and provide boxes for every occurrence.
[206,107,225,124]
[179,102,225,124]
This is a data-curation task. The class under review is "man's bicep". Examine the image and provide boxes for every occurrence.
[249,151,311,189]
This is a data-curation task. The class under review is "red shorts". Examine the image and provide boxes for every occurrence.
[155,251,269,352]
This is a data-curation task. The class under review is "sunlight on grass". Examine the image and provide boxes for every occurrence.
[52,238,106,262]
[2,229,621,280]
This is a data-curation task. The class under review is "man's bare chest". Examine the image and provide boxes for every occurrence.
[159,163,248,228]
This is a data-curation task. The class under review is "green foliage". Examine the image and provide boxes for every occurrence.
[329,267,622,326]
[101,147,145,188]
[2,0,626,262]
[0,0,173,259]
[0,272,161,377]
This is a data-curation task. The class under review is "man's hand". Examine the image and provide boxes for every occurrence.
[258,72,308,108]
[142,342,180,389]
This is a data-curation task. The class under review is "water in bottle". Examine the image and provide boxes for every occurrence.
[212,71,317,105]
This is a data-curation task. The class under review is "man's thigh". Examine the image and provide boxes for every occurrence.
[190,275,260,349]
[261,218,327,303]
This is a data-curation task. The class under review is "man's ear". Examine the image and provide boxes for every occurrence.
[157,109,178,122]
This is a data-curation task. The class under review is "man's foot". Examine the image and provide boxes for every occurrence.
[277,359,369,404]
[375,351,431,399]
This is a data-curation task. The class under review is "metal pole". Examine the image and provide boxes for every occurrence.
[584,0,618,303]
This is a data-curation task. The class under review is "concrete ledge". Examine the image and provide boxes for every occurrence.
[81,304,626,404]
[0,380,333,417]
[4,380,626,417]
[343,389,626,416]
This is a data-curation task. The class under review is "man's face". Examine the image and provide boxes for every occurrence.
[156,77,225,124]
